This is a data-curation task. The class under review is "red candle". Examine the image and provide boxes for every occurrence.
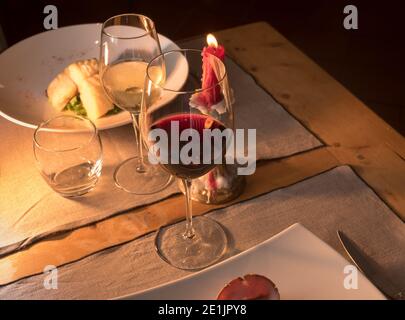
[200,34,225,108]
[201,34,225,193]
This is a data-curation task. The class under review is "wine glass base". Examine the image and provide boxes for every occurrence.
[155,216,227,270]
[114,156,172,195]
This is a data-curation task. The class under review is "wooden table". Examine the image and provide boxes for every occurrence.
[1,22,404,285]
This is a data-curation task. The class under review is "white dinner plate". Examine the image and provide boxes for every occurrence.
[0,24,187,130]
[118,223,385,300]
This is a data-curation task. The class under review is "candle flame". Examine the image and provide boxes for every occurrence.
[206,33,218,48]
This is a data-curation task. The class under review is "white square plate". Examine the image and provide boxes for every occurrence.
[119,223,385,300]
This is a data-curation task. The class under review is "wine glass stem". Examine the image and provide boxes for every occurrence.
[182,178,195,239]
[131,112,145,173]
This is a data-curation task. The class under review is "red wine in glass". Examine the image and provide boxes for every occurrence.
[151,113,227,179]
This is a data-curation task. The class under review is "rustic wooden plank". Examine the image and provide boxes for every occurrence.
[217,22,405,218]
[0,147,337,285]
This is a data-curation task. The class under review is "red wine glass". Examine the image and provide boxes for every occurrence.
[141,49,233,270]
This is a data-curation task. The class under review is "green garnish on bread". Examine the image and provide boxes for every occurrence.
[64,95,121,118]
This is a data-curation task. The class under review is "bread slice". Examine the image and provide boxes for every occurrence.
[79,74,113,121]
[64,58,99,87]
[47,72,78,111]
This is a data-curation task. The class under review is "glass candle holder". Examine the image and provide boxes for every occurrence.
[178,164,245,204]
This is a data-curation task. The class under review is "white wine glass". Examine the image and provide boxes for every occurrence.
[99,13,172,194]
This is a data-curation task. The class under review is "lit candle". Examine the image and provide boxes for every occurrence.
[201,34,226,193]
[200,33,225,108]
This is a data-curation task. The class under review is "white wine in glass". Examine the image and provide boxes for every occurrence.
[101,60,162,113]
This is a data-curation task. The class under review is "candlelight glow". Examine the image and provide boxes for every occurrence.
[147,79,153,96]
[206,33,218,48]
[102,42,109,66]
[147,66,163,95]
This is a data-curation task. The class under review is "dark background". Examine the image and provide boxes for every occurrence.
[0,0,404,135]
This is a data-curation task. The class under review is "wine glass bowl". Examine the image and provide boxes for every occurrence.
[100,14,162,111]
[142,49,233,270]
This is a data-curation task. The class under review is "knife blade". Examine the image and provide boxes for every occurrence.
[337,230,404,300]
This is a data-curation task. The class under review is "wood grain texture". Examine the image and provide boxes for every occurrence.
[1,22,404,285]
[216,22,405,217]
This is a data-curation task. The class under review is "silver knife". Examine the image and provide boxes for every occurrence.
[337,230,404,300]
